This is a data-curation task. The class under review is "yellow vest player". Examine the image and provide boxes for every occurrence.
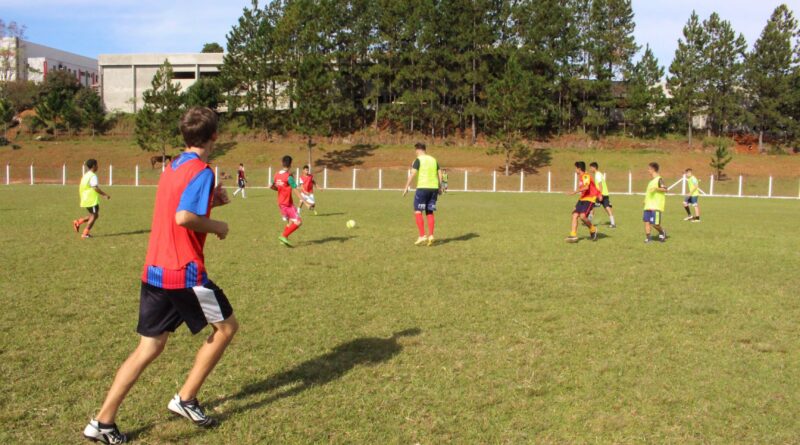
[72,159,110,239]
[403,142,443,246]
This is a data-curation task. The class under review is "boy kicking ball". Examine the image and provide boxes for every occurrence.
[565,161,600,243]
[272,155,302,247]
[83,107,238,444]
[643,162,668,243]
[73,159,110,238]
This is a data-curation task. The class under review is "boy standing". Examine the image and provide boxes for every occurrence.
[273,155,302,247]
[403,142,443,246]
[232,163,247,199]
[441,168,449,193]
[565,161,600,243]
[82,107,238,444]
[73,159,110,239]
[589,162,616,228]
[682,168,701,222]
[644,162,668,243]
[298,165,318,215]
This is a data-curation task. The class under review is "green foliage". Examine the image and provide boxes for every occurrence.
[668,11,706,146]
[135,61,184,157]
[701,13,747,135]
[74,88,107,136]
[201,42,225,53]
[624,45,666,137]
[0,80,40,112]
[184,78,223,110]
[709,141,733,179]
[0,96,14,133]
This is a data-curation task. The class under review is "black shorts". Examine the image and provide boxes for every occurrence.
[85,205,99,215]
[598,195,612,208]
[137,281,234,337]
[414,188,439,212]
[573,200,594,216]
[238,178,246,188]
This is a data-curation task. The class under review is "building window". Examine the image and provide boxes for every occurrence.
[199,72,220,78]
[173,71,196,80]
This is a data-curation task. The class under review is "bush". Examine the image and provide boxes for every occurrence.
[702,136,733,150]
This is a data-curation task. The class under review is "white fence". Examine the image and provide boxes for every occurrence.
[5,163,800,200]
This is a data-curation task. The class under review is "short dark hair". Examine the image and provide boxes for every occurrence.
[414,142,426,151]
[282,155,293,168]
[85,159,97,169]
[649,162,660,172]
[239,163,243,166]
[180,107,218,148]
[685,168,692,173]
[590,162,599,169]
[302,165,309,170]
[574,161,586,172]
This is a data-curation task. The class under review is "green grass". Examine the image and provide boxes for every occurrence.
[1,186,799,444]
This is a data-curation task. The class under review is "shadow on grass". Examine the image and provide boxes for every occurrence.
[97,229,150,238]
[210,328,421,420]
[315,144,378,170]
[436,232,480,245]
[311,212,345,217]
[302,236,355,246]
[208,141,238,161]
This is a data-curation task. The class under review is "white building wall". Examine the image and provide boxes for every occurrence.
[0,38,97,86]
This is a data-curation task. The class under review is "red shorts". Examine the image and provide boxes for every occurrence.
[279,204,300,221]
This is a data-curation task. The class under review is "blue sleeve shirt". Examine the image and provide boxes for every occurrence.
[177,168,214,216]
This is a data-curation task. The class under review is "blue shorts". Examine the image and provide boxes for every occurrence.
[684,196,699,205]
[643,210,662,225]
[414,188,439,212]
[573,200,594,216]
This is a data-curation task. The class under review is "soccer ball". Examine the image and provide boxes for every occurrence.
[346,220,356,229]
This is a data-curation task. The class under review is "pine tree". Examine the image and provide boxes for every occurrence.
[701,13,747,136]
[745,4,798,151]
[624,45,666,137]
[74,88,106,137]
[668,11,706,147]
[293,53,335,167]
[135,61,184,161]
[0,96,14,136]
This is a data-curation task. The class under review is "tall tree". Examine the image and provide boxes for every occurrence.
[701,13,747,136]
[135,61,184,161]
[293,53,335,167]
[624,45,666,137]
[74,88,106,137]
[0,96,14,135]
[201,42,225,53]
[745,4,798,151]
[668,11,706,147]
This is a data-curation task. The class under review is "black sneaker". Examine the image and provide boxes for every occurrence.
[590,231,599,241]
[83,419,128,444]
[658,231,667,242]
[168,394,217,428]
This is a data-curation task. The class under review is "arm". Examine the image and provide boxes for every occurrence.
[93,185,111,199]
[656,178,668,193]
[175,211,228,240]
[403,170,418,196]
[437,169,444,195]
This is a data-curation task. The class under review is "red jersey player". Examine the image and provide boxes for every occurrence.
[298,165,317,215]
[272,155,302,247]
[566,161,601,243]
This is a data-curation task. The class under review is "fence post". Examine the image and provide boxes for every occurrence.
[738,175,743,197]
[709,175,714,196]
[62,163,66,186]
[492,171,497,192]
[268,167,273,187]
[82,164,86,176]
[378,169,383,190]
[681,174,686,196]
[161,163,165,173]
[135,165,139,187]
[464,170,468,191]
[352,169,357,190]
[628,171,632,195]
[323,167,328,189]
[109,164,113,186]
[547,170,552,193]
[30,164,34,185]
[215,166,219,187]
[519,170,524,192]
[5,164,9,185]
[296,167,300,179]
[768,176,773,198]
[573,172,577,191]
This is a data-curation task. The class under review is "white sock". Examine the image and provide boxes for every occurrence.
[610,216,615,225]
[233,188,240,196]
[242,189,246,198]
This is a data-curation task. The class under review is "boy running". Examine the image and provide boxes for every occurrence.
[298,165,317,215]
[441,168,449,193]
[272,155,302,247]
[682,168,701,222]
[73,158,110,239]
[232,163,247,199]
[565,161,600,243]
[83,107,237,444]
[644,162,668,243]
[403,142,443,246]
[589,162,616,228]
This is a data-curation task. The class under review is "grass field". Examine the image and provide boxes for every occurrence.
[1,186,799,444]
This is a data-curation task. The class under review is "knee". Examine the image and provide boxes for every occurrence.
[214,317,239,341]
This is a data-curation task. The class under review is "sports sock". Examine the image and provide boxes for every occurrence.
[609,216,615,225]
[415,213,425,237]
[589,224,596,233]
[570,231,577,237]
[282,223,299,238]
[242,189,246,198]
[684,206,692,216]
[426,213,435,236]
[97,421,115,429]
[82,228,90,236]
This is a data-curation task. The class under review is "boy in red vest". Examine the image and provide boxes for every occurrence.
[83,107,238,444]
[566,161,600,243]
[272,155,302,247]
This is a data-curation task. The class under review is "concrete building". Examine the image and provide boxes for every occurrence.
[0,37,98,87]
[98,53,224,113]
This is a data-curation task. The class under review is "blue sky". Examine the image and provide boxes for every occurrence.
[1,0,798,69]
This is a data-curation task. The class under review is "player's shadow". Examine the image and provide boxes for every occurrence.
[436,232,480,245]
[303,236,355,245]
[210,328,421,420]
[97,229,150,238]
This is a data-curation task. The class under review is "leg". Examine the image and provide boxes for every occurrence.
[414,211,425,237]
[570,212,579,236]
[232,188,240,196]
[644,221,651,237]
[83,212,98,236]
[694,203,700,218]
[96,333,169,424]
[605,206,616,226]
[426,211,435,237]
[179,316,239,401]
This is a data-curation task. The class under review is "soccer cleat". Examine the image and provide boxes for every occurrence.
[82,234,93,239]
[609,224,616,228]
[414,236,428,246]
[565,236,579,243]
[278,236,293,247]
[83,419,128,444]
[683,216,694,221]
[73,220,82,233]
[167,394,217,428]
[590,231,599,241]
[692,217,701,223]
[427,236,435,246]
[644,237,651,243]
[658,231,667,242]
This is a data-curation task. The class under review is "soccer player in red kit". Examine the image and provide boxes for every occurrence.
[272,155,302,247]
[565,161,601,243]
[298,165,317,215]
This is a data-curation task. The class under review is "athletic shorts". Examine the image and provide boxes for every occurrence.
[137,281,234,336]
[85,205,99,215]
[598,195,612,208]
[279,204,300,221]
[643,210,663,225]
[301,192,315,205]
[238,178,246,188]
[414,188,439,212]
[684,196,698,205]
[442,182,448,190]
[573,200,594,216]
